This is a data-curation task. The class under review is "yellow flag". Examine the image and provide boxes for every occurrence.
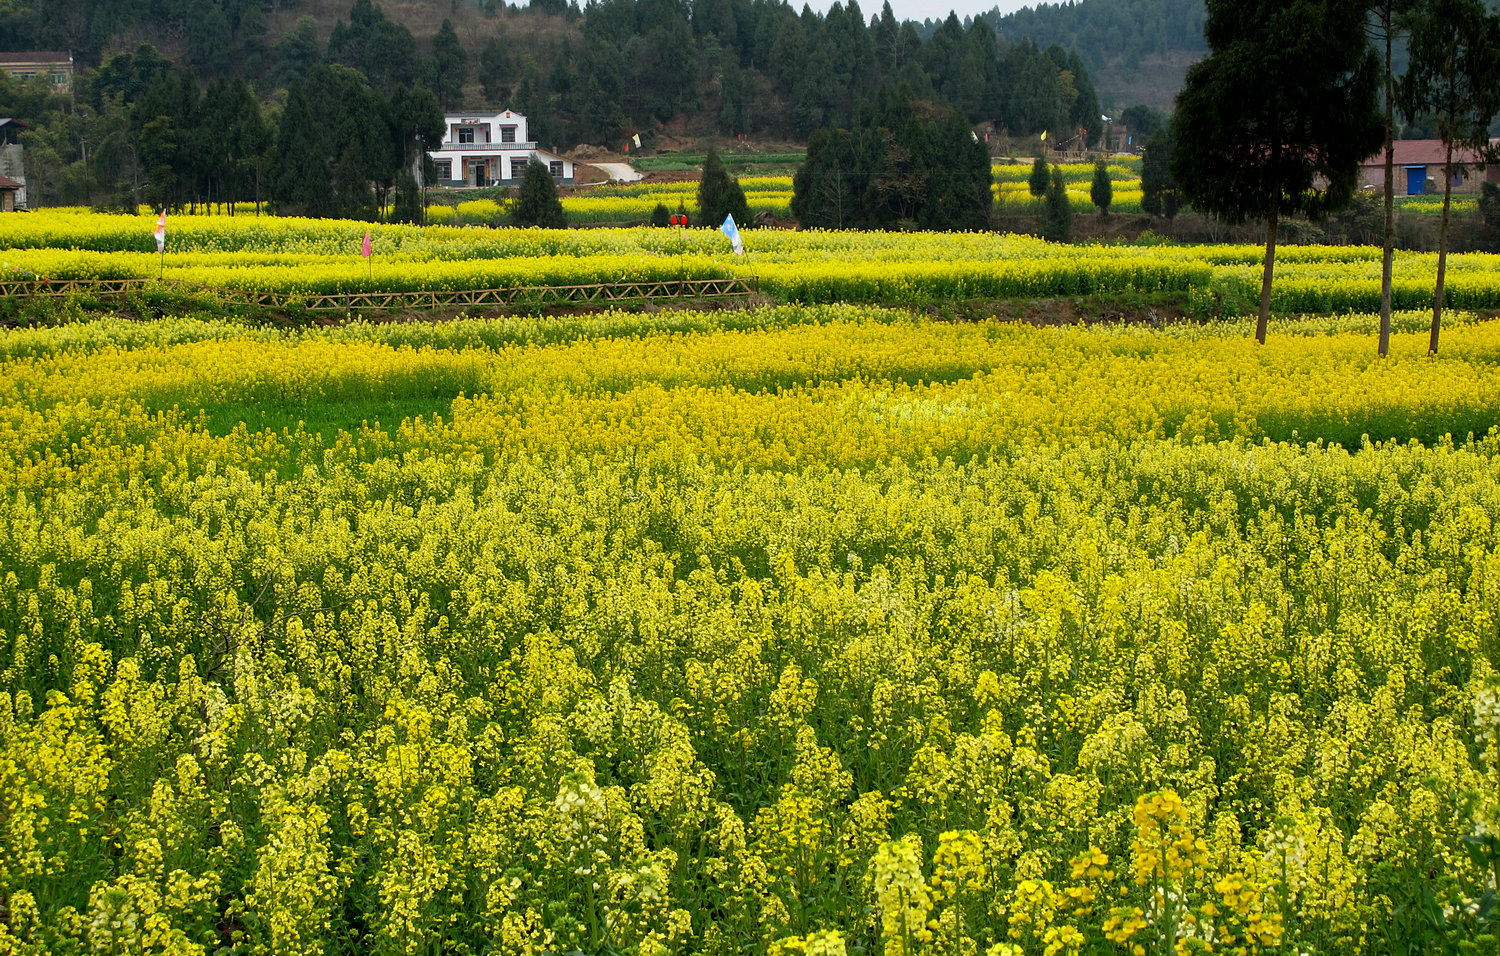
[1041,130,1048,141]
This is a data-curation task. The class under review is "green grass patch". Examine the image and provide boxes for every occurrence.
[194,396,462,445]
[634,151,806,175]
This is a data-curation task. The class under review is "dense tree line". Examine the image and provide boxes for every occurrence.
[1,0,279,80]
[273,64,445,219]
[2,0,1104,149]
[791,88,993,231]
[505,0,1105,146]
[1,40,443,220]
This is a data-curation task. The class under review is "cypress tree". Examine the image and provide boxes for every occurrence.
[479,36,514,105]
[1368,0,1418,358]
[392,171,423,224]
[1028,155,1049,197]
[430,18,468,110]
[1042,166,1072,242]
[697,148,751,228]
[1141,122,1179,219]
[792,91,990,231]
[1090,159,1112,217]
[513,158,566,227]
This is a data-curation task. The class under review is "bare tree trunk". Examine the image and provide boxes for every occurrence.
[1380,24,1395,357]
[1258,198,1278,345]
[1432,140,1454,355]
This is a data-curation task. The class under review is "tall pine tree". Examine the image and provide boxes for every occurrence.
[430,18,467,109]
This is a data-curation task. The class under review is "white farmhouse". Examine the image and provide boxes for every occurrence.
[430,110,574,187]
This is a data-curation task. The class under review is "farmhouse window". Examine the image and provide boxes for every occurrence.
[501,126,517,143]
[435,160,452,181]
[458,127,475,144]
[511,159,527,180]
[549,161,564,179]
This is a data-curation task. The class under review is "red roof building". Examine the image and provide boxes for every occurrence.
[1359,139,1500,196]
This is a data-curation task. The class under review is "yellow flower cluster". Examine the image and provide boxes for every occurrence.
[770,929,848,956]
[873,836,932,956]
[993,159,1145,213]
[929,829,985,903]
[1212,871,1285,952]
[558,190,792,224]
[1103,906,1149,949]
[1131,790,1207,885]
[1006,879,1060,942]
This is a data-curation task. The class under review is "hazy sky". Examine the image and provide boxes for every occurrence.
[819,0,1036,25]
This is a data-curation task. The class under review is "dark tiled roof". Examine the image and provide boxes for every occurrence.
[0,52,73,66]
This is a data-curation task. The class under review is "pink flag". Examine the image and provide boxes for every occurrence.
[154,209,166,252]
[361,229,372,258]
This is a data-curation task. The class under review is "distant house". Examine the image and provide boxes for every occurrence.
[0,174,21,212]
[429,110,574,188]
[1360,139,1500,196]
[0,119,29,209]
[0,52,74,94]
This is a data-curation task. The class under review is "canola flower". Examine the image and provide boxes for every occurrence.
[1,298,1499,955]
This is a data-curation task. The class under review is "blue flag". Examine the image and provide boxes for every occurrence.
[720,213,744,255]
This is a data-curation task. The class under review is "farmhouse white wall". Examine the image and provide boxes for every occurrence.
[430,110,574,187]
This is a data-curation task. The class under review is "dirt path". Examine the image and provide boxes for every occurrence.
[589,162,643,183]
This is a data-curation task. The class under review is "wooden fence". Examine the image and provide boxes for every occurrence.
[1,275,760,311]
[0,277,158,299]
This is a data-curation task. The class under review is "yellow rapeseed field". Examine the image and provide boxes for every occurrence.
[1,293,1499,955]
[6,209,1500,314]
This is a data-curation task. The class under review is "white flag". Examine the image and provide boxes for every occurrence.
[719,213,744,255]
[154,209,166,252]
[632,132,642,149]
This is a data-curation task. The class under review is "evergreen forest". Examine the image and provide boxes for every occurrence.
[1,0,1107,156]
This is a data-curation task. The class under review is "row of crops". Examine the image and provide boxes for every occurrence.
[5,209,1500,313]
[2,304,1499,954]
[113,159,1483,227]
[993,160,1145,215]
[127,165,1147,227]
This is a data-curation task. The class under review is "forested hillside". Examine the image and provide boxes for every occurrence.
[1,0,1108,144]
[1,0,1127,212]
[977,0,1207,109]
